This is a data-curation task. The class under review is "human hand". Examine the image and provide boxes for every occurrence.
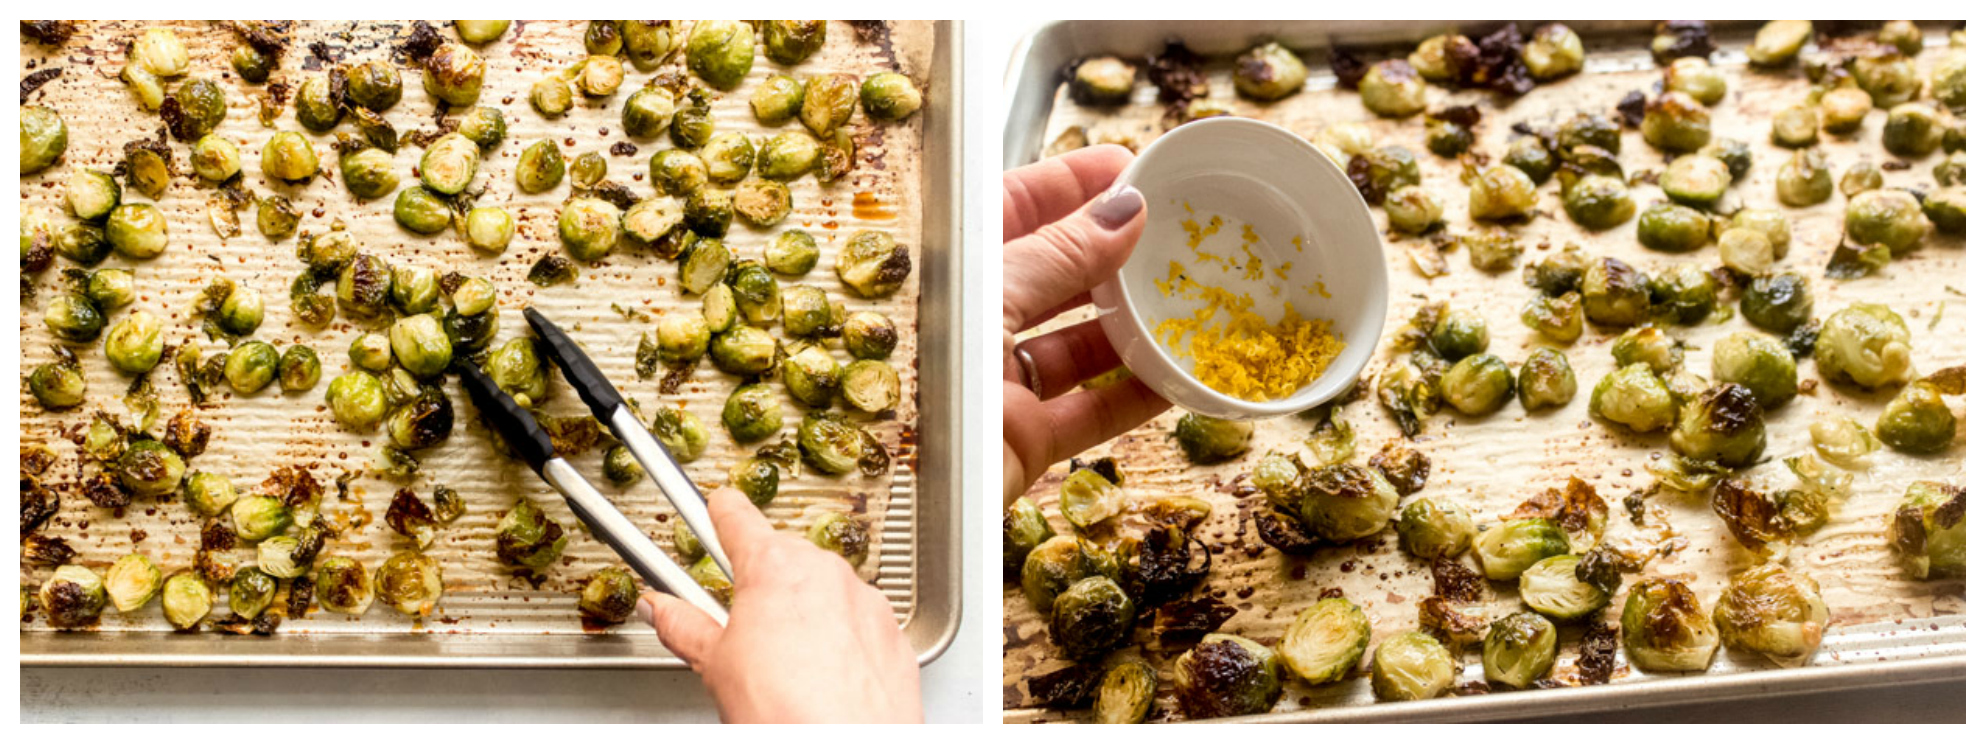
[638,487,921,723]
[1003,145,1172,505]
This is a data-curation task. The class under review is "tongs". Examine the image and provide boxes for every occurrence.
[456,307,731,625]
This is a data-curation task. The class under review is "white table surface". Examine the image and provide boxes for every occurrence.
[19,25,992,725]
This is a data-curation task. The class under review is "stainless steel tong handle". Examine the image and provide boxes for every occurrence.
[542,459,730,625]
[611,407,734,580]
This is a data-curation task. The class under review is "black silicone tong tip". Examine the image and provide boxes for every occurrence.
[458,364,556,475]
[524,307,627,423]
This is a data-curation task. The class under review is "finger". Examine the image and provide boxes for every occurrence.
[704,487,777,574]
[639,592,723,671]
[1013,318,1123,399]
[1002,145,1135,242]
[1005,374,1171,487]
[1003,186,1148,334]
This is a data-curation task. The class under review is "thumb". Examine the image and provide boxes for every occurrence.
[1002,184,1148,333]
[640,591,722,671]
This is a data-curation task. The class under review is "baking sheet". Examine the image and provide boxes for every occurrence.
[1002,20,1965,721]
[20,20,961,668]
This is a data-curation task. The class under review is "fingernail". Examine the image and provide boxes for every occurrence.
[635,597,655,626]
[1088,185,1144,230]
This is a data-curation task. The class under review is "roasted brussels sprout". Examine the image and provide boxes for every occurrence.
[617,84,676,140]
[695,134,755,187]
[1730,209,1791,260]
[581,20,622,55]
[1711,564,1829,663]
[28,354,87,410]
[1427,115,1476,159]
[650,149,707,197]
[1589,363,1677,433]
[1671,383,1768,467]
[103,310,165,375]
[1923,185,1964,233]
[1746,20,1810,66]
[222,340,279,394]
[776,344,839,410]
[1359,60,1426,118]
[38,564,107,627]
[1814,303,1913,389]
[1288,464,1401,544]
[861,72,924,121]
[1581,258,1651,328]
[447,106,506,151]
[1771,104,1819,148]
[1845,188,1933,254]
[515,139,566,194]
[1518,348,1578,410]
[732,179,792,228]
[839,359,900,415]
[1664,57,1725,106]
[579,567,639,625]
[1642,92,1712,152]
[21,106,68,175]
[1876,380,1957,454]
[100,553,162,614]
[721,383,783,443]
[384,314,451,379]
[690,556,732,605]
[1621,579,1720,672]
[781,285,843,339]
[1172,413,1253,464]
[1663,154,1732,208]
[1929,53,1965,110]
[1638,202,1711,252]
[1439,353,1514,415]
[225,566,278,619]
[315,556,374,615]
[1474,517,1571,581]
[843,312,898,360]
[160,572,212,630]
[1468,164,1537,222]
[1739,273,1813,335]
[67,169,122,221]
[1483,611,1559,688]
[837,230,913,299]
[1776,148,1833,207]
[43,293,104,343]
[1057,468,1123,531]
[1022,535,1119,611]
[85,269,135,310]
[799,73,859,140]
[1234,41,1306,102]
[422,42,485,106]
[106,203,169,259]
[1176,634,1283,719]
[683,189,735,239]
[651,313,711,366]
[1522,23,1585,81]
[373,549,443,616]
[1276,597,1370,685]
[1067,55,1137,107]
[347,333,393,373]
[755,132,822,182]
[1883,104,1947,161]
[685,21,754,89]
[1888,481,1964,579]
[710,324,776,375]
[1003,497,1056,577]
[417,133,479,196]
[1850,51,1921,109]
[671,90,716,148]
[295,75,344,132]
[1718,227,1776,277]
[261,131,321,184]
[326,372,387,430]
[730,456,781,507]
[805,512,870,568]
[763,21,826,65]
[650,407,710,463]
[1817,87,1874,135]
[495,498,568,571]
[228,493,291,542]
[1093,660,1158,723]
[1396,497,1475,560]
[1708,331,1796,410]
[1368,632,1455,702]
[1381,186,1443,235]
[558,197,622,262]
[1564,175,1635,230]
[339,147,400,200]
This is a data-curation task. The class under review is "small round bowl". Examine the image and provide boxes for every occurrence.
[1092,117,1389,420]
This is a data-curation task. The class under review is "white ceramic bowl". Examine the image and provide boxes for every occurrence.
[1092,117,1389,420]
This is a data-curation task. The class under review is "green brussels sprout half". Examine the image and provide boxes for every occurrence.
[579,566,640,625]
[1002,497,1056,577]
[1518,347,1578,410]
[781,286,844,340]
[841,359,901,414]
[802,74,859,139]
[1047,575,1134,659]
[457,206,515,254]
[423,42,485,106]
[1093,659,1158,723]
[454,106,506,150]
[782,344,844,409]
[684,188,735,238]
[1923,186,1965,234]
[622,21,678,70]
[327,372,388,430]
[1515,23,1582,80]
[1519,554,1616,621]
[841,311,900,361]
[1058,468,1123,530]
[798,411,882,475]
[1286,464,1400,543]
[1746,20,1810,66]
[495,498,568,571]
[1771,105,1819,148]
[1711,332,1797,410]
[700,283,739,334]
[340,148,401,200]
[1637,202,1711,253]
[230,42,273,82]
[107,203,169,259]
[1232,41,1307,102]
[1396,497,1475,559]
[1845,189,1932,254]
[808,512,871,568]
[38,565,107,628]
[1370,632,1456,702]
[67,169,122,220]
[104,310,166,374]
[1728,266,1810,331]
[21,105,69,175]
[689,555,733,605]
[181,471,239,517]
[418,133,480,195]
[1663,57,1725,105]
[1712,564,1829,663]
[559,197,622,261]
[650,407,710,463]
[1177,634,1283,719]
[1580,257,1651,328]
[1929,53,1965,110]
[1276,597,1370,685]
[1882,105,1946,160]
[1662,154,1731,208]
[1563,175,1635,230]
[1358,59,1426,118]
[43,293,106,342]
[1814,303,1912,389]
[1876,380,1956,454]
[86,269,136,310]
[392,187,452,235]
[721,383,784,443]
[230,494,291,542]
[1483,611,1558,687]
[261,131,320,184]
[1776,148,1833,206]
[1819,86,1873,134]
[298,229,356,275]
[621,85,676,139]
[1728,208,1792,261]
[126,26,188,76]
[685,21,755,90]
[1622,579,1720,672]
[515,139,566,194]
[315,556,375,615]
[223,340,280,394]
[1611,325,1681,372]
[1439,353,1514,415]
[1501,134,1556,184]
[710,324,776,376]
[601,445,642,487]
[387,314,453,379]
[1171,413,1253,464]
[375,550,443,616]
[348,333,393,373]
[763,21,827,65]
[1700,137,1753,179]
[732,180,792,228]
[29,356,88,410]
[838,230,913,299]
[104,553,163,613]
[757,132,823,182]
[1875,19,1923,54]
[1888,481,1965,580]
[482,337,549,407]
[1021,535,1120,611]
[1642,92,1712,152]
[730,456,781,506]
[750,74,806,126]
[1474,518,1571,580]
[651,312,711,366]
[650,149,707,196]
[387,389,454,451]
[858,71,926,122]
[54,223,110,266]
[1465,165,1535,222]
[1381,185,1443,235]
[160,572,212,630]
[697,132,756,186]
[671,90,716,148]
[212,284,267,336]
[123,64,167,111]
[1589,363,1677,433]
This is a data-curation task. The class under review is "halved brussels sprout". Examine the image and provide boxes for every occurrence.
[1814,303,1912,389]
[808,512,870,568]
[22,105,68,174]
[107,203,169,259]
[732,179,791,228]
[1234,41,1306,102]
[1003,497,1056,577]
[801,74,858,139]
[104,553,163,613]
[757,132,822,182]
[1876,380,1956,454]
[838,230,913,298]
[1713,564,1829,663]
[39,564,107,627]
[578,566,639,625]
[1718,227,1776,277]
[1484,611,1558,687]
[44,293,106,342]
[782,344,843,410]
[1622,579,1720,672]
[1888,481,1965,580]
[1746,20,1810,66]
[1662,154,1731,208]
[684,188,734,238]
[685,21,754,90]
[422,42,485,105]
[1519,554,1614,621]
[1521,23,1584,80]
[1845,189,1932,254]
[650,407,710,463]
[29,354,87,410]
[393,187,452,235]
[710,325,777,375]
[160,572,212,630]
[1924,186,1964,234]
[315,556,374,615]
[1712,332,1797,410]
[375,549,443,616]
[455,106,506,149]
[462,206,514,254]
[1177,634,1283,719]
[326,372,387,430]
[690,555,732,605]
[730,456,781,506]
[1664,57,1725,105]
[224,340,280,394]
[418,133,480,195]
[1882,103,1945,158]
[1771,105,1819,148]
[650,149,708,197]
[1820,86,1873,134]
[799,411,882,476]
[495,498,568,571]
[1058,468,1123,531]
[1371,632,1455,702]
[861,72,923,121]
[1474,517,1571,581]
[1581,258,1651,328]
[1739,273,1813,334]
[340,148,400,199]
[388,314,454,379]
[1638,203,1711,252]
[516,139,566,194]
[1468,164,1536,221]
[1589,363,1677,433]
[67,169,122,220]
[1359,60,1426,118]
[226,566,278,619]
[622,85,676,139]
[104,310,165,374]
[1517,348,1578,410]
[843,311,899,361]
[1382,186,1443,235]
[1173,413,1253,464]
[781,285,844,339]
[763,21,826,65]
[1291,464,1400,544]
[1278,598,1370,685]
[295,75,344,132]
[1093,659,1157,723]
[261,130,321,184]
[1020,535,1117,611]
[721,383,784,443]
[1440,353,1513,415]
[229,493,291,543]
[654,313,712,365]
[1564,175,1635,230]
[1776,148,1833,207]
[1396,497,1475,559]
[702,284,739,333]
[559,197,622,261]
[86,269,135,310]
[1642,92,1712,152]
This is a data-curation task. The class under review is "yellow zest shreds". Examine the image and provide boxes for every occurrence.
[1153,294,1344,401]
[1293,234,1305,253]
[1307,280,1333,299]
